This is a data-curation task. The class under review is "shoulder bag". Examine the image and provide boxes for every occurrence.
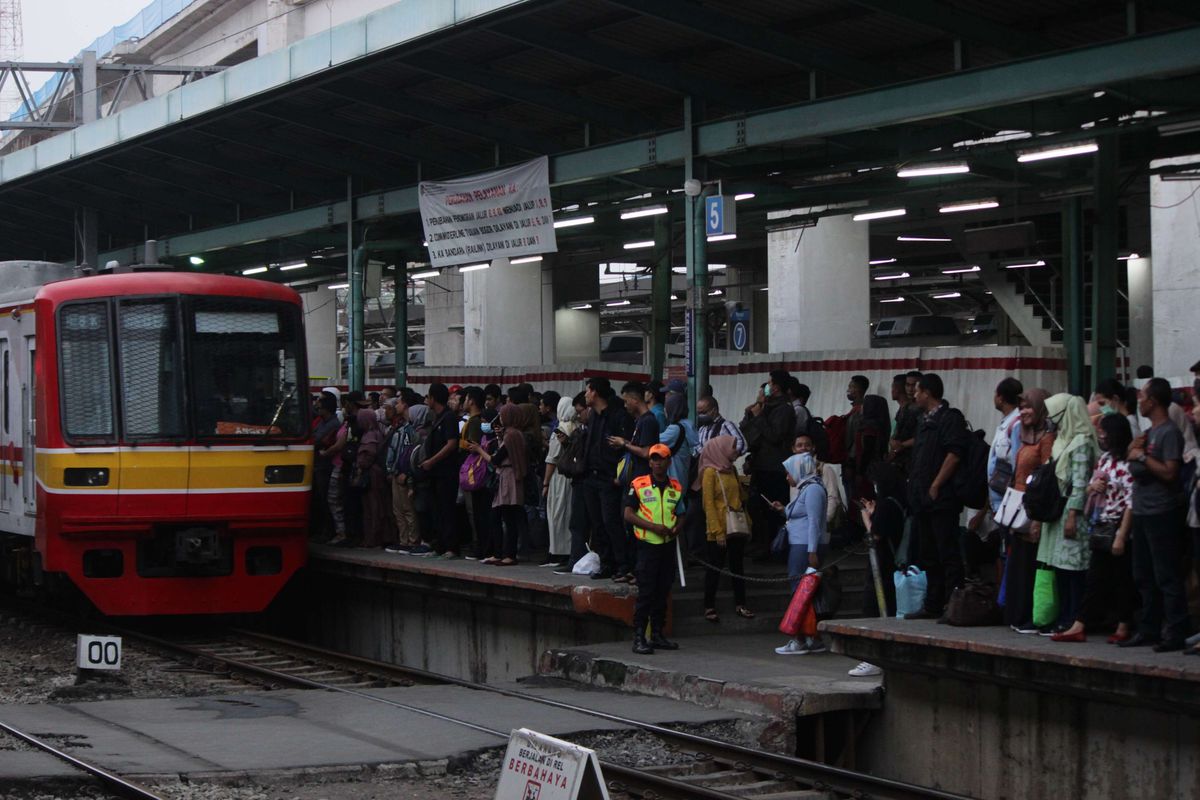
[718,474,751,538]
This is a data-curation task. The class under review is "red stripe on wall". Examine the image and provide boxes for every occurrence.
[708,356,1068,375]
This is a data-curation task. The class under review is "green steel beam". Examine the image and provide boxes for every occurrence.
[649,213,672,381]
[849,1,1052,56]
[494,19,773,111]
[1092,140,1118,386]
[1062,196,1086,396]
[101,25,1200,262]
[608,0,889,87]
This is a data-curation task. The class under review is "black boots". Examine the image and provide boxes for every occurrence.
[632,632,654,655]
[649,632,679,651]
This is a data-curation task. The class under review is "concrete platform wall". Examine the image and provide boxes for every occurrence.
[858,668,1199,799]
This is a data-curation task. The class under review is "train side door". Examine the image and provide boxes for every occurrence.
[23,337,35,514]
[1,338,10,515]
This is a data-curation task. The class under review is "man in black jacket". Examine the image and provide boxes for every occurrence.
[906,373,969,618]
[741,370,796,553]
[580,377,634,579]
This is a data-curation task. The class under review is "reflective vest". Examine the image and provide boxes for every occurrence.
[630,474,683,544]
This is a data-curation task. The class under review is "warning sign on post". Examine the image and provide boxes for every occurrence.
[419,156,558,269]
[494,728,609,800]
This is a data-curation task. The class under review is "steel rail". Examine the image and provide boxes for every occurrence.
[0,720,167,800]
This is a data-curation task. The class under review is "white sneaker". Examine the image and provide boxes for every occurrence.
[848,661,882,677]
[774,639,809,655]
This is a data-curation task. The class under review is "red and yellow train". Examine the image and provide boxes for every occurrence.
[0,262,311,615]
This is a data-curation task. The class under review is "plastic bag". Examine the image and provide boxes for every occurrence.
[779,570,821,637]
[1032,566,1059,627]
[572,550,600,576]
[894,566,928,619]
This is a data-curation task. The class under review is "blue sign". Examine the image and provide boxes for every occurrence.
[705,195,736,236]
[729,305,751,352]
[684,308,694,377]
[731,321,748,352]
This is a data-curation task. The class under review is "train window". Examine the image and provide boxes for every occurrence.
[189,299,305,438]
[58,303,116,440]
[118,300,186,439]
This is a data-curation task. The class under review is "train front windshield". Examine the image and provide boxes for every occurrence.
[57,296,306,443]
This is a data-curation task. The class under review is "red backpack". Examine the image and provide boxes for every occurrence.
[823,414,848,465]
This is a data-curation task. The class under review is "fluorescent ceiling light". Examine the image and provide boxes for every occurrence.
[606,299,631,307]
[327,282,349,290]
[734,193,756,201]
[1117,252,1140,261]
[620,205,669,220]
[561,204,580,212]
[942,265,981,274]
[880,296,905,303]
[706,234,737,242]
[554,216,595,229]
[510,255,543,264]
[873,272,911,281]
[897,235,951,242]
[1017,141,1098,162]
[671,263,728,274]
[459,263,490,273]
[623,240,655,250]
[1158,120,1200,137]
[670,294,678,300]
[869,258,897,265]
[853,208,906,221]
[940,199,1000,213]
[709,289,723,296]
[932,292,962,299]
[188,255,205,266]
[278,261,307,271]
[242,266,267,275]
[897,162,969,178]
[1005,260,1046,269]
[410,270,439,280]
[570,303,592,310]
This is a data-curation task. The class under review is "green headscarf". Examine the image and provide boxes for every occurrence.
[1045,393,1098,486]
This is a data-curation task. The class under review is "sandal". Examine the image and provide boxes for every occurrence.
[736,606,756,619]
[498,558,518,566]
[480,557,500,565]
[704,608,719,623]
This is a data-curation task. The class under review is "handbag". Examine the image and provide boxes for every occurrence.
[996,487,1031,534]
[1032,566,1059,627]
[779,570,821,637]
[945,579,1001,626]
[718,475,751,538]
[988,457,1014,496]
[770,526,788,555]
[894,566,927,618]
[1087,519,1119,553]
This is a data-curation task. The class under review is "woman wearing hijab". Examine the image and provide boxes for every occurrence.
[661,393,698,489]
[770,452,829,655]
[1005,388,1055,633]
[484,404,529,566]
[698,435,752,622]
[1037,393,1099,634]
[351,408,389,548]
[542,396,578,567]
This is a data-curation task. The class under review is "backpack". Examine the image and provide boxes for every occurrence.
[1023,459,1067,522]
[459,434,493,492]
[804,415,832,463]
[955,427,991,510]
[945,579,1001,626]
[823,415,848,465]
[555,429,587,480]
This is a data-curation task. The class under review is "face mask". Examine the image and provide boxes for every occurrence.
[1099,403,1119,416]
[762,383,771,397]
[696,414,714,427]
[481,423,493,435]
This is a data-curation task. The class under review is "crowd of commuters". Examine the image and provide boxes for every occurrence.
[308,359,1200,660]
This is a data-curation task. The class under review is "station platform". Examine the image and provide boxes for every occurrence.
[0,682,742,786]
[819,618,1200,798]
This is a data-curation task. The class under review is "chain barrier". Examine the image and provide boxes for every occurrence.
[684,541,872,584]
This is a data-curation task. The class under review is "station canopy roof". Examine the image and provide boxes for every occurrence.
[1,0,1199,287]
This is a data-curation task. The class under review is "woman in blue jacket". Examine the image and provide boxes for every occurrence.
[770,452,828,655]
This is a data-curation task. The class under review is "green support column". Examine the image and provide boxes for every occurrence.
[1092,139,1118,386]
[349,243,366,391]
[649,214,672,382]
[1062,197,1086,395]
[689,191,710,414]
[395,260,408,389]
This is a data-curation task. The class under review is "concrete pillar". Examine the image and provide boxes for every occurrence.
[555,309,600,362]
[463,257,547,366]
[1149,159,1200,377]
[302,286,338,385]
[540,260,557,365]
[262,0,306,54]
[1126,257,1153,380]
[767,213,869,352]
[424,270,464,367]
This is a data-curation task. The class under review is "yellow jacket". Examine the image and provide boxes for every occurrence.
[701,468,745,544]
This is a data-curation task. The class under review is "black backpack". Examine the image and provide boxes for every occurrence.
[955,427,990,510]
[1023,458,1067,522]
[555,429,587,479]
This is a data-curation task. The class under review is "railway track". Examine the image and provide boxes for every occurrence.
[0,719,167,800]
[106,626,970,800]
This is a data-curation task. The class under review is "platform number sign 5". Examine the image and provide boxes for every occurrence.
[704,195,736,237]
[77,635,122,671]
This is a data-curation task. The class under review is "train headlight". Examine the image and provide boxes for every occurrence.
[264,465,305,484]
[64,467,110,487]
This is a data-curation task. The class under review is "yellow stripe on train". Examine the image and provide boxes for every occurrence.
[35,449,312,491]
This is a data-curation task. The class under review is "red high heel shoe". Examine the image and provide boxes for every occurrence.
[1107,632,1131,644]
[1050,629,1087,643]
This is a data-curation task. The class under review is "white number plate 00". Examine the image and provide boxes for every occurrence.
[77,635,122,670]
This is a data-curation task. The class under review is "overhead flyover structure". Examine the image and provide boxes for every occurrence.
[2,1,1200,396]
